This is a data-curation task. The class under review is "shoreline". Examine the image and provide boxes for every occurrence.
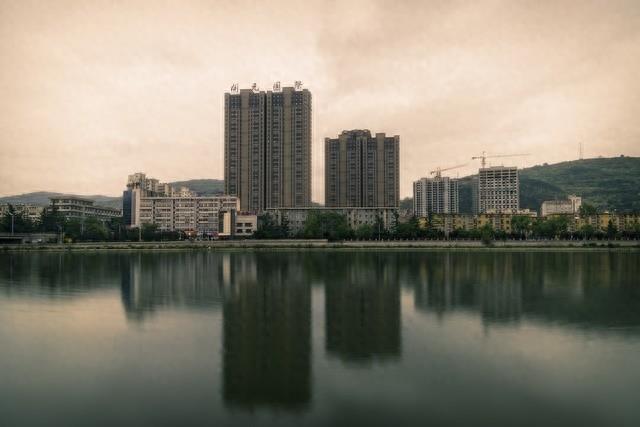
[1,239,639,252]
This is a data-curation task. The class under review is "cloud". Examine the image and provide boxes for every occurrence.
[1,0,639,199]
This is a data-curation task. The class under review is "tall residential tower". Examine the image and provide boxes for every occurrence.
[324,130,400,208]
[224,82,312,212]
[413,176,459,217]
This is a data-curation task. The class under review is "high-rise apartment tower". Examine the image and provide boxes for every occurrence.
[413,176,459,217]
[325,130,400,208]
[224,82,312,212]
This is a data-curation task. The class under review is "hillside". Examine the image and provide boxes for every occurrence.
[168,179,224,196]
[0,192,122,209]
[0,179,225,210]
[449,156,639,213]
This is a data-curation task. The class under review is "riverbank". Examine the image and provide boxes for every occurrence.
[1,239,639,251]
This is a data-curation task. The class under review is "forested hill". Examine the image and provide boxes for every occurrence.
[456,156,640,213]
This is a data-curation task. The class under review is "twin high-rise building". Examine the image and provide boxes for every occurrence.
[224,82,312,212]
[324,130,400,208]
[413,175,459,217]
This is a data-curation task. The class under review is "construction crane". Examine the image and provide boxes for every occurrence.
[471,151,530,168]
[429,163,467,178]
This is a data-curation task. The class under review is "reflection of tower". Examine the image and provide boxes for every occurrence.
[223,253,311,410]
[325,254,401,363]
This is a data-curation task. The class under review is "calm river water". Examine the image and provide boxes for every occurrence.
[1,250,639,427]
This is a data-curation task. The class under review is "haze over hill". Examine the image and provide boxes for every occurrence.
[414,156,640,213]
[2,158,639,213]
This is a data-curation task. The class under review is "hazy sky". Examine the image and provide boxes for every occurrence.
[1,0,639,200]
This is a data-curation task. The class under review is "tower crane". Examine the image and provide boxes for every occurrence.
[429,163,467,178]
[471,151,530,168]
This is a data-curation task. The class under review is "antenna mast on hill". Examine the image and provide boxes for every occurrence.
[579,142,584,160]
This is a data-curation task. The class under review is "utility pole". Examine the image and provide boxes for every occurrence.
[9,212,15,235]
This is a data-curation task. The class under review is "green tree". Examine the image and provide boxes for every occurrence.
[355,224,374,240]
[303,212,352,241]
[141,223,159,241]
[606,220,618,239]
[578,224,596,240]
[395,216,420,239]
[65,218,83,241]
[0,205,36,233]
[39,206,65,233]
[511,215,532,238]
[479,223,495,245]
[579,203,598,217]
[255,213,288,239]
[83,217,109,241]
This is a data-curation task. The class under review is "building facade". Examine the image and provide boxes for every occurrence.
[123,172,240,235]
[266,207,397,234]
[476,166,519,213]
[224,82,312,212]
[413,176,459,217]
[325,130,400,208]
[0,203,44,222]
[138,196,239,235]
[541,195,582,217]
[50,197,121,221]
[218,211,258,238]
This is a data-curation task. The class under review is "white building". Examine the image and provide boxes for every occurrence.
[136,196,239,235]
[218,211,258,238]
[476,166,519,213]
[50,197,121,221]
[0,203,44,222]
[541,195,582,217]
[413,176,459,217]
[123,172,239,236]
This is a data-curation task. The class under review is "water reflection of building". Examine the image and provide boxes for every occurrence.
[412,252,524,325]
[325,253,401,363]
[222,253,311,410]
[410,251,640,330]
[119,252,227,321]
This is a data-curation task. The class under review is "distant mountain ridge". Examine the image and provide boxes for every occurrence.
[0,179,225,210]
[2,157,639,213]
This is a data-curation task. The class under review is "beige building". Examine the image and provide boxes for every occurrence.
[413,176,459,216]
[218,211,258,238]
[325,129,400,208]
[224,82,312,212]
[138,196,239,235]
[123,172,240,235]
[541,195,582,217]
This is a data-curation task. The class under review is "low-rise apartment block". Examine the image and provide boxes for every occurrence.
[138,195,239,235]
[50,197,121,221]
[218,211,258,238]
[541,195,582,217]
[266,207,397,234]
[123,172,242,236]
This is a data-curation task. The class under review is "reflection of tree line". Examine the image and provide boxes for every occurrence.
[408,252,640,330]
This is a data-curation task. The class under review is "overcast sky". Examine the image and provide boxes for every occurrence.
[1,0,639,200]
